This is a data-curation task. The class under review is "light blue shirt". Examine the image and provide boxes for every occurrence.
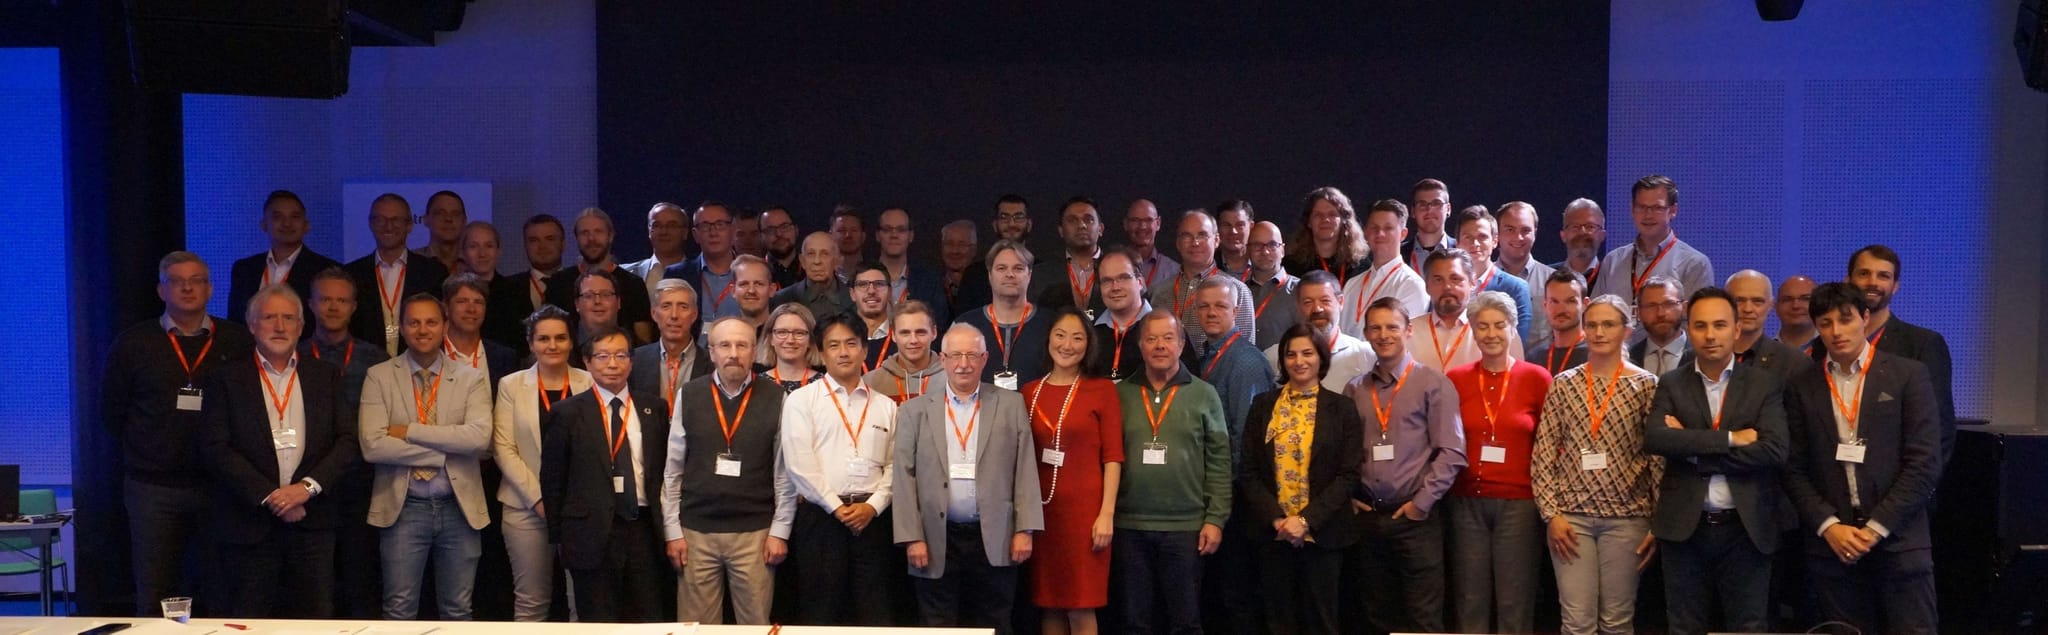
[1696,363,1734,512]
[943,386,983,522]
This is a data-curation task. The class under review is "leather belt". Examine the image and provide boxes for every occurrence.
[1700,509,1740,525]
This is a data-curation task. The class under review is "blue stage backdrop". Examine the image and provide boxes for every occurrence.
[0,47,72,485]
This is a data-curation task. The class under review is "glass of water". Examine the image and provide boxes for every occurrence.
[160,597,192,623]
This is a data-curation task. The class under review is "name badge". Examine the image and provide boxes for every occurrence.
[1142,442,1167,465]
[993,371,1018,391]
[1480,445,1507,464]
[176,386,204,412]
[1371,444,1395,462]
[270,427,299,451]
[1835,443,1867,464]
[1580,451,1609,471]
[384,324,400,342]
[715,453,743,477]
[846,459,871,478]
[613,475,626,493]
[1041,448,1066,467]
[949,462,976,480]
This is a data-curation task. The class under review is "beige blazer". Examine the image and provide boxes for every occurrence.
[493,365,594,510]
[359,354,495,529]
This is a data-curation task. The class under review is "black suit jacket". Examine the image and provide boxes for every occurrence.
[1807,314,1956,464]
[482,272,534,361]
[544,264,653,333]
[1642,363,1789,551]
[469,338,519,398]
[538,388,671,570]
[1239,387,1365,549]
[627,340,711,405]
[343,252,450,349]
[228,248,341,329]
[1735,335,1813,387]
[1782,350,1942,553]
[199,356,359,544]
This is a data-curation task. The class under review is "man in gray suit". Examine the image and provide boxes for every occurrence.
[358,293,494,620]
[892,323,1044,634]
[1642,286,1788,635]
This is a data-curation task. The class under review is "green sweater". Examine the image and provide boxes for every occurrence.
[1114,367,1233,532]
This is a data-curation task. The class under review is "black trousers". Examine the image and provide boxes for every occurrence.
[1114,528,1202,635]
[1659,516,1772,635]
[331,469,384,619]
[1258,538,1344,635]
[568,510,667,623]
[789,502,895,625]
[219,526,336,618]
[1808,545,1938,635]
[1346,507,1445,634]
[123,478,213,617]
[911,521,1018,635]
[1202,512,1264,635]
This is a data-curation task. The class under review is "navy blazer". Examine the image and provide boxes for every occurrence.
[343,252,450,349]
[199,356,359,544]
[228,248,341,330]
[1642,362,1788,552]
[1781,350,1942,553]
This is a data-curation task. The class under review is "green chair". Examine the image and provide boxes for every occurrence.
[0,489,72,615]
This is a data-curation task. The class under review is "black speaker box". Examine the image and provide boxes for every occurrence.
[1934,424,2048,630]
[2020,0,2048,91]
[125,0,350,99]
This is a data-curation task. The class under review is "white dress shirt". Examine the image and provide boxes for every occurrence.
[1341,262,1429,341]
[1696,362,1734,511]
[264,245,303,287]
[1263,330,1378,393]
[591,384,647,508]
[1408,311,1523,372]
[780,376,898,514]
[1817,345,1891,539]
[663,371,797,541]
[943,386,983,522]
[258,353,308,490]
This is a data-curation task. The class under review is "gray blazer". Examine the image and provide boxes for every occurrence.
[359,355,495,530]
[891,382,1044,579]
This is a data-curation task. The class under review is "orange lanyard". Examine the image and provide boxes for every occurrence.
[1354,263,1403,326]
[1581,364,1624,439]
[1251,273,1289,320]
[1367,362,1414,434]
[1474,264,1497,294]
[1546,332,1581,373]
[537,371,567,413]
[988,305,1032,369]
[1629,235,1677,299]
[1826,348,1875,438]
[773,365,814,386]
[1201,331,1243,380]
[1140,384,1182,440]
[1319,256,1348,283]
[166,329,216,384]
[1479,365,1513,439]
[710,381,755,449]
[1030,379,1078,436]
[867,331,893,374]
[256,354,298,422]
[1170,266,1222,316]
[947,395,981,452]
[704,271,737,309]
[1143,256,1163,287]
[376,260,407,318]
[444,340,482,369]
[261,256,292,287]
[1067,262,1095,304]
[1109,315,1137,374]
[413,367,442,426]
[826,383,872,452]
[1428,319,1470,368]
[664,346,689,411]
[1710,375,1731,431]
[311,338,352,368]
[529,275,546,303]
[896,372,931,403]
[597,393,632,462]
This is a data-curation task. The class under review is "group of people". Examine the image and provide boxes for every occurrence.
[101,175,1954,635]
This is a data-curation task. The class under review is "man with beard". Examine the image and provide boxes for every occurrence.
[761,206,804,288]
[1494,202,1556,344]
[1411,248,1522,372]
[1828,245,1955,464]
[1629,277,1692,375]
[1033,197,1107,316]
[1525,270,1591,376]
[1125,199,1180,289]
[1264,270,1375,391]
[850,262,900,371]
[1551,198,1606,290]
[546,208,655,344]
[1241,221,1300,350]
[1214,199,1254,277]
[415,191,468,274]
[1090,246,1154,382]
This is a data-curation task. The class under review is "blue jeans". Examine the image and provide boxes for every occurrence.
[380,495,481,620]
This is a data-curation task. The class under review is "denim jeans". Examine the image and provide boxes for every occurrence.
[379,495,482,620]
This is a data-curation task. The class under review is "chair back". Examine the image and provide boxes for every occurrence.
[0,489,58,552]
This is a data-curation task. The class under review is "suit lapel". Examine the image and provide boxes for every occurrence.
[237,362,285,480]
[975,387,998,466]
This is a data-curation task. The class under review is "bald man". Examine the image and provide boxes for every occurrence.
[1726,271,1812,385]
[1774,275,1817,354]
[1241,221,1300,350]
[768,232,857,323]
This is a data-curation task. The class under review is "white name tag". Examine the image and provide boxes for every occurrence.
[715,455,743,477]
[846,459,871,478]
[949,462,977,480]
[1580,452,1609,471]
[270,427,299,451]
[1480,445,1507,464]
[994,372,1018,391]
[1835,443,1867,464]
[1142,443,1167,465]
[1041,448,1066,467]
[1371,444,1395,462]
[176,387,204,412]
[613,475,625,493]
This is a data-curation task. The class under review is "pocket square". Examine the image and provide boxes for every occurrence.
[1878,392,1895,402]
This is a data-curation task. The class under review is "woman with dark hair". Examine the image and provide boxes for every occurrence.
[1240,323,1364,635]
[1021,306,1126,635]
[491,305,591,621]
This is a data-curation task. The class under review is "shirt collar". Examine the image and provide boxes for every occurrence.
[829,376,869,398]
[1370,354,1416,386]
[258,352,298,375]
[160,313,215,336]
[1428,311,1469,331]
[663,339,695,361]
[406,352,443,377]
[377,251,407,268]
[712,369,753,396]
[1826,344,1873,377]
[593,383,627,405]
[1653,332,1688,357]
[1096,301,1152,327]
[269,245,304,268]
[946,383,980,405]
[1135,364,1194,391]
[1692,359,1733,386]
[1204,328,1243,355]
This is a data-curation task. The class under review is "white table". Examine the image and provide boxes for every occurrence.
[0,618,989,635]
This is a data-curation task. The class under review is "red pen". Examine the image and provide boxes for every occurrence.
[223,625,250,631]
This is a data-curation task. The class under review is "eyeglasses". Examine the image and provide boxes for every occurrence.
[771,328,809,340]
[764,222,797,235]
[1098,272,1137,286]
[1563,223,1604,233]
[587,352,630,364]
[995,213,1028,223]
[694,220,733,231]
[852,280,891,291]
[939,351,985,362]
[1248,241,1283,252]
[1416,200,1449,210]
[578,291,617,301]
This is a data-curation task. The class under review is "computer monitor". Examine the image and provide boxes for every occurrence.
[0,464,19,520]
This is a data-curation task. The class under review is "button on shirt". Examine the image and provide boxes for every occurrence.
[1820,346,1891,538]
[1696,363,1735,512]
[1347,356,1467,513]
[944,387,983,522]
[259,354,308,489]
[591,384,647,507]
[780,378,897,514]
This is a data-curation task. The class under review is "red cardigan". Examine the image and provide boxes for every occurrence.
[1445,359,1552,500]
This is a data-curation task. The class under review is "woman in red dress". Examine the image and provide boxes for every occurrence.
[1022,306,1125,635]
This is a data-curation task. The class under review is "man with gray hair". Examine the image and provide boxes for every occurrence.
[1188,275,1272,635]
[1551,198,1607,291]
[630,277,711,413]
[1725,270,1811,384]
[104,251,256,615]
[939,219,989,312]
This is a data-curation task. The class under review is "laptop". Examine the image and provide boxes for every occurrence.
[0,464,19,521]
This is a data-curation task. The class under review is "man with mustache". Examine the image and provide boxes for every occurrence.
[1826,245,1955,465]
[1526,270,1591,375]
[1263,270,1375,392]
[1241,221,1301,354]
[1411,248,1522,372]
[1551,198,1606,290]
